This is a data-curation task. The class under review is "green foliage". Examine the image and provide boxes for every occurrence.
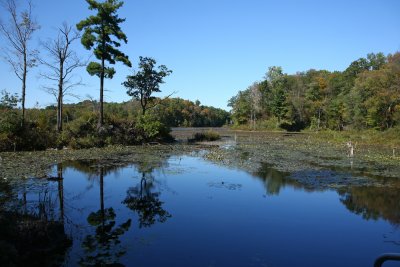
[16,121,56,150]
[134,113,171,142]
[367,52,387,70]
[351,53,400,130]
[258,117,281,130]
[153,98,229,127]
[77,0,131,68]
[0,91,56,151]
[86,62,116,78]
[123,56,172,115]
[0,91,20,142]
[229,52,399,132]
[0,90,19,109]
[271,87,288,122]
[62,112,99,149]
[56,110,172,149]
[228,90,251,125]
[0,95,231,151]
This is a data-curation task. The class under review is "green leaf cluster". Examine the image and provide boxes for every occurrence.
[77,0,132,75]
[123,56,172,114]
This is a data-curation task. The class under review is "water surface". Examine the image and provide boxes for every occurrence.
[1,155,399,267]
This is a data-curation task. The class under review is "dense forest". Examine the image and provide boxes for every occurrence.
[228,52,400,131]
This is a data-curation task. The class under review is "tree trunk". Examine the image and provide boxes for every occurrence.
[141,95,146,115]
[22,50,27,125]
[57,164,64,222]
[60,94,63,131]
[57,60,64,132]
[317,108,321,130]
[98,58,105,128]
[100,167,105,229]
[140,173,145,198]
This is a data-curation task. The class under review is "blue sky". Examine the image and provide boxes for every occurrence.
[1,0,400,110]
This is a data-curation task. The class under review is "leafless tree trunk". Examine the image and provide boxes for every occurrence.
[57,163,64,222]
[86,94,98,112]
[346,141,355,157]
[0,0,39,124]
[38,22,84,132]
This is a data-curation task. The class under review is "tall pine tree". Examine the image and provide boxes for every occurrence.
[77,0,131,128]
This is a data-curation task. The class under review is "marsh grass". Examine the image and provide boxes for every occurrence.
[189,131,221,142]
[309,127,400,147]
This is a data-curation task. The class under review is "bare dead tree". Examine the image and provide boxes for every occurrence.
[346,141,355,157]
[0,0,40,123]
[85,94,98,113]
[38,22,85,132]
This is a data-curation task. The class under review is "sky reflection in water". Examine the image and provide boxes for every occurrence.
[2,155,400,267]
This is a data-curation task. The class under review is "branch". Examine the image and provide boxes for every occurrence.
[63,78,85,93]
[41,85,58,100]
[145,91,177,111]
[38,72,59,81]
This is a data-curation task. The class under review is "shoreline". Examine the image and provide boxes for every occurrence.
[1,130,399,190]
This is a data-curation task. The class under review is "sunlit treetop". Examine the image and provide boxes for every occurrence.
[76,0,131,78]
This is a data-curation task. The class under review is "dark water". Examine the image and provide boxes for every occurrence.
[1,155,399,267]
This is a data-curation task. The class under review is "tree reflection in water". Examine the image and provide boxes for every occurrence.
[123,172,171,227]
[123,160,171,228]
[255,162,400,228]
[79,166,131,267]
[62,158,171,265]
[339,186,400,226]
[0,163,71,267]
[254,163,303,195]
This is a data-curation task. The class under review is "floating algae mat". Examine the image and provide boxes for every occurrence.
[0,152,399,267]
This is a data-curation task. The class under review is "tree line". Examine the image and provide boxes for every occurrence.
[228,52,400,131]
[0,90,229,150]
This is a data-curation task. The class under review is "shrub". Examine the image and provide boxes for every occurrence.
[60,112,99,149]
[258,117,281,130]
[190,131,221,142]
[134,114,172,143]
[0,107,56,151]
[15,121,56,151]
[60,113,172,148]
[0,133,13,151]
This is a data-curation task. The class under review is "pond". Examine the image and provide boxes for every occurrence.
[0,153,399,267]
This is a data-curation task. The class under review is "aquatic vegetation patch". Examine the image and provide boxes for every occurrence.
[189,131,221,142]
[201,130,400,189]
